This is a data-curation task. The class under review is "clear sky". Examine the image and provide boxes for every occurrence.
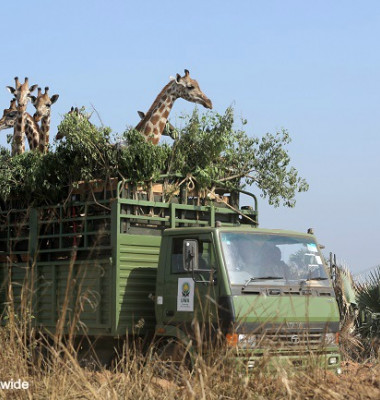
[1,1,379,276]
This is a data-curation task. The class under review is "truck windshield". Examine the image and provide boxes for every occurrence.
[220,232,329,286]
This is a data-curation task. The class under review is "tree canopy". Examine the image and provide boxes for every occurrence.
[0,107,308,208]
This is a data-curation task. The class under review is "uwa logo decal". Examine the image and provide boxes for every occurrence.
[177,278,194,312]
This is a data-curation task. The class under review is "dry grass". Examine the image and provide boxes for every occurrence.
[1,256,379,399]
[0,321,379,400]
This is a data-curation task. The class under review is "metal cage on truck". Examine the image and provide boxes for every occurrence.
[0,177,257,337]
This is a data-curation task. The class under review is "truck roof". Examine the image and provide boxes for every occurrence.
[163,226,316,239]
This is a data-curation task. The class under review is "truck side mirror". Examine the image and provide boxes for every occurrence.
[183,239,199,272]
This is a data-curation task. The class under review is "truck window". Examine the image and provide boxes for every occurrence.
[220,232,329,286]
[171,238,213,273]
[199,242,212,270]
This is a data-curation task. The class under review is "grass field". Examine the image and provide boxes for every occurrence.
[0,321,379,400]
[0,256,378,399]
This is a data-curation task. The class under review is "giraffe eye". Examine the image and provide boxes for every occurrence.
[187,85,195,90]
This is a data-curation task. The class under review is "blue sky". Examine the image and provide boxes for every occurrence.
[1,1,380,275]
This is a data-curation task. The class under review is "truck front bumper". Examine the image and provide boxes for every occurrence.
[232,349,342,374]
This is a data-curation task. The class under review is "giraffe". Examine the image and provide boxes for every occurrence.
[29,86,59,153]
[135,69,212,145]
[6,77,38,155]
[55,106,93,140]
[0,99,17,131]
[24,113,41,151]
[137,110,178,140]
[0,99,40,151]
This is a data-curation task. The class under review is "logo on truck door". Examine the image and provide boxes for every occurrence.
[177,278,194,312]
[182,282,190,297]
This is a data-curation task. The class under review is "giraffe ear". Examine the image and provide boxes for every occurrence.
[6,86,16,94]
[175,73,186,86]
[137,111,145,119]
[29,84,38,93]
[50,94,59,104]
[29,95,37,104]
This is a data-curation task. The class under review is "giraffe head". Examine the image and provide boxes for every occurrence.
[172,69,212,109]
[56,107,93,140]
[6,77,38,110]
[29,87,59,122]
[67,106,93,122]
[0,99,18,131]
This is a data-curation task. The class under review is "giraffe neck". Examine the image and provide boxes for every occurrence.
[135,80,178,145]
[24,113,40,151]
[12,110,26,156]
[39,114,51,153]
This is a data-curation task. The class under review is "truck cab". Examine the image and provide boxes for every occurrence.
[155,226,341,372]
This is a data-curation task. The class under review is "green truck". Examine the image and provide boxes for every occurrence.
[0,178,341,372]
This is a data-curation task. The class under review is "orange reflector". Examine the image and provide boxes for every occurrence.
[226,333,238,347]
[336,332,339,344]
[156,328,165,334]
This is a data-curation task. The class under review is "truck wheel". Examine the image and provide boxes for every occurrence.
[154,338,191,379]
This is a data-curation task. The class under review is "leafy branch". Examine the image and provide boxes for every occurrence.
[0,107,308,209]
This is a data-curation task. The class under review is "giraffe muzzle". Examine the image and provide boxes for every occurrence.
[201,96,213,109]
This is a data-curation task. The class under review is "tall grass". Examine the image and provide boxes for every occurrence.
[0,321,380,399]
[1,281,380,399]
[1,229,380,398]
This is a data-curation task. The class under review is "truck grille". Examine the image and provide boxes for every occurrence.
[260,330,324,350]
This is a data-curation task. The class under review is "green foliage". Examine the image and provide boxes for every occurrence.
[118,130,171,183]
[171,107,309,207]
[0,148,43,204]
[0,111,171,206]
[0,146,12,201]
[54,109,118,183]
[0,107,308,208]
[356,266,380,339]
[169,108,231,186]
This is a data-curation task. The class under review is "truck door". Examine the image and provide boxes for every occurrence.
[162,234,220,334]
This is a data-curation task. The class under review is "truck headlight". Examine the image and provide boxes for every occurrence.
[238,334,257,348]
[328,356,338,365]
[226,333,257,348]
